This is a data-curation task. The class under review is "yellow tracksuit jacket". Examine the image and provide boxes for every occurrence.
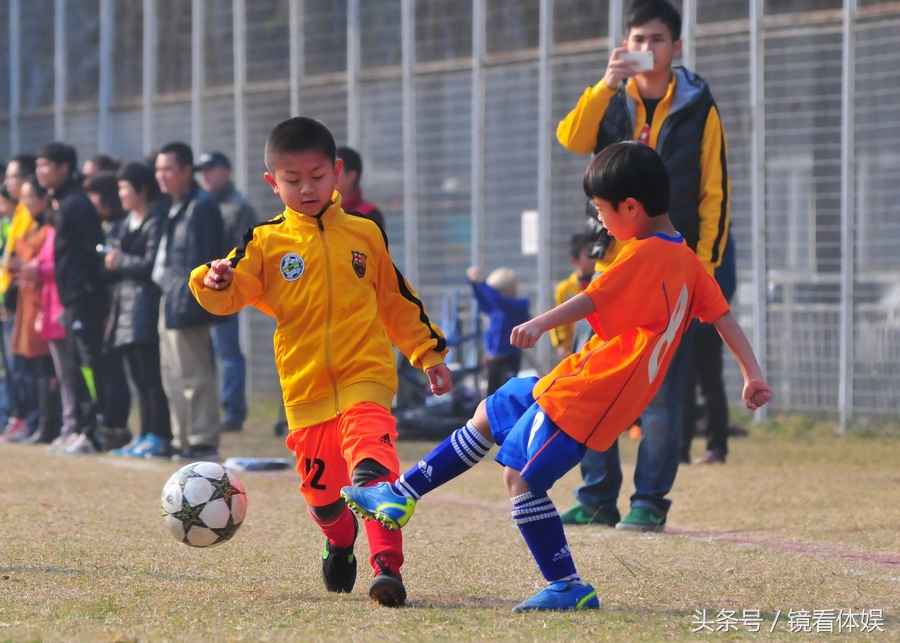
[189,193,447,430]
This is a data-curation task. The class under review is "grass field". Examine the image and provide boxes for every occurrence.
[1,413,898,642]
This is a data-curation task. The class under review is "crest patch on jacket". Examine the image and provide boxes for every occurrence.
[280,252,305,281]
[351,251,367,278]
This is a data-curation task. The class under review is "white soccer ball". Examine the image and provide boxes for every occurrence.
[160,461,248,547]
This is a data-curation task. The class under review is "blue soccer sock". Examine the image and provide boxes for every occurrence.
[511,491,582,585]
[394,420,493,499]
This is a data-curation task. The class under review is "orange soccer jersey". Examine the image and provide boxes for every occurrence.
[533,234,729,452]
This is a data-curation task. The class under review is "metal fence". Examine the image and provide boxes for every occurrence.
[1,0,898,429]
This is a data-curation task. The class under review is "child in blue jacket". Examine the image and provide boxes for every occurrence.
[467,266,530,395]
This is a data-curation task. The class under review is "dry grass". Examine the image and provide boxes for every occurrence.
[1,413,898,642]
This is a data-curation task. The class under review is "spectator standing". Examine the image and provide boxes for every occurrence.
[196,151,258,434]
[106,162,173,458]
[153,142,225,462]
[0,184,16,430]
[85,172,132,450]
[555,0,730,530]
[466,266,530,396]
[335,147,385,232]
[7,176,61,444]
[30,195,69,446]
[36,142,108,455]
[0,156,38,440]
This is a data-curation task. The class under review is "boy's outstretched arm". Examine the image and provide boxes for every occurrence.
[713,311,772,410]
[510,293,595,349]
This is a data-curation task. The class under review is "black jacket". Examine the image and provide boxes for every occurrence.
[594,67,720,258]
[106,204,167,346]
[158,181,224,330]
[52,177,106,306]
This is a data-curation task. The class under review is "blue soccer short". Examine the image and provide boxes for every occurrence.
[485,376,587,496]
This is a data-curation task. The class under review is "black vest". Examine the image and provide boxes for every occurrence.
[594,69,721,261]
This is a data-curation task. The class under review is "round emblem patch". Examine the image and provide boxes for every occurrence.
[280,252,305,281]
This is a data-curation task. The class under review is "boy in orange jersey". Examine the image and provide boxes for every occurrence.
[189,116,452,607]
[341,141,770,613]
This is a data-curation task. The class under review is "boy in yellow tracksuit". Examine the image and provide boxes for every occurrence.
[189,116,452,608]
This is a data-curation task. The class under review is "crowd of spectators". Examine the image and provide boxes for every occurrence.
[0,143,258,462]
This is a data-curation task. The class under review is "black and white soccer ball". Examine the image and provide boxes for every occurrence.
[160,461,248,547]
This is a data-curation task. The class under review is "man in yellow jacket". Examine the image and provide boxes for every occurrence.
[555,0,730,532]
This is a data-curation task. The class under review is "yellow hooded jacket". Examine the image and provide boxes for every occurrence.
[189,193,447,431]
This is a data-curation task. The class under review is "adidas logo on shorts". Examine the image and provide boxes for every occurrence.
[378,433,393,446]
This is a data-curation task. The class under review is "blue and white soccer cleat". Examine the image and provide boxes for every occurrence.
[511,581,600,613]
[340,482,417,531]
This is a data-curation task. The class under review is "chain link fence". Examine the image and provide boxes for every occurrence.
[0,0,897,428]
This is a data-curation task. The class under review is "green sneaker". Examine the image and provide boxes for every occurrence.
[615,506,666,533]
[559,504,619,527]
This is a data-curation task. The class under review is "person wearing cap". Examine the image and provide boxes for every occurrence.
[335,147,385,232]
[197,151,258,434]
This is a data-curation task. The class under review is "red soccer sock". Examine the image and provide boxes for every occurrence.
[308,504,357,550]
[363,475,404,578]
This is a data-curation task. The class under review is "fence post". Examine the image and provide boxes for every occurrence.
[838,0,858,434]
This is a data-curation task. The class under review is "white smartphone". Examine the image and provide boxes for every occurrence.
[619,50,654,72]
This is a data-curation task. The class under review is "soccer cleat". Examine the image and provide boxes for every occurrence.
[511,581,600,613]
[559,504,620,527]
[368,553,406,607]
[340,482,416,531]
[615,506,666,533]
[322,515,358,593]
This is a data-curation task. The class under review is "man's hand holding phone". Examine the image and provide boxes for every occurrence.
[603,48,654,88]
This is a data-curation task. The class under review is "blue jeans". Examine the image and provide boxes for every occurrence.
[211,313,247,425]
[574,322,697,517]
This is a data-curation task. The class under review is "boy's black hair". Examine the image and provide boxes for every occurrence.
[158,142,194,169]
[8,154,37,177]
[265,117,336,172]
[569,232,591,260]
[583,141,669,217]
[336,146,363,179]
[118,161,162,203]
[626,0,682,42]
[0,184,13,201]
[36,142,77,176]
